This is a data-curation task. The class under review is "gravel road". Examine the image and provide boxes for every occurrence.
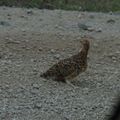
[0,6,120,120]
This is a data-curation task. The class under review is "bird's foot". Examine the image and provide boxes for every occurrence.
[66,80,79,90]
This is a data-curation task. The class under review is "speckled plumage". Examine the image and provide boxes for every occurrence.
[40,38,90,82]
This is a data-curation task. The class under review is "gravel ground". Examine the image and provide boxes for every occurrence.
[0,6,120,120]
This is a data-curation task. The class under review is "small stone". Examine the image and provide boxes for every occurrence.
[60,26,63,29]
[96,28,102,32]
[31,59,37,62]
[64,117,69,120]
[0,21,10,26]
[15,106,20,109]
[54,54,60,59]
[21,29,26,32]
[34,103,42,109]
[50,49,55,53]
[2,107,6,110]
[93,43,98,47]
[62,37,65,40]
[5,37,12,40]
[5,84,9,88]
[78,13,85,18]
[27,10,33,15]
[31,89,39,94]
[32,83,39,89]
[116,51,120,54]
[107,19,115,23]
[7,60,12,63]
[87,27,94,32]
[78,23,89,30]
[113,60,117,63]
[55,24,59,28]
[83,87,89,94]
[62,48,65,51]
[7,14,11,16]
[38,47,43,51]
[97,83,101,87]
[17,88,24,93]
[24,39,29,42]
[89,15,94,19]
[56,25,62,29]
[2,7,7,10]
[6,39,20,44]
[32,68,38,72]
[5,37,9,40]
[32,68,38,75]
[111,56,116,60]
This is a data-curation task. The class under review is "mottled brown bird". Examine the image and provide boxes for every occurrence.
[40,38,90,83]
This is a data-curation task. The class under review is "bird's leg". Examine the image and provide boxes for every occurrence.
[66,80,78,89]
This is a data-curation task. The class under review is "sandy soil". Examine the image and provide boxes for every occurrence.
[0,6,120,120]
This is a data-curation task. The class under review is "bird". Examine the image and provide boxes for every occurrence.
[40,37,90,84]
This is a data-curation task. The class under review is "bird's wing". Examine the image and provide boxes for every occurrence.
[56,58,77,77]
[65,70,79,80]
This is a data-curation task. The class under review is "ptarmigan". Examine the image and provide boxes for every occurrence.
[40,37,90,83]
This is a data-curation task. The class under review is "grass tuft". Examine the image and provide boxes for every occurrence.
[0,0,120,12]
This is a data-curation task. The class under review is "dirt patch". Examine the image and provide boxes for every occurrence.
[0,7,120,120]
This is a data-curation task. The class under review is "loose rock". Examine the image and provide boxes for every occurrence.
[34,103,42,109]
[50,49,55,53]
[54,54,60,59]
[96,28,102,32]
[0,21,10,26]
[32,83,39,89]
[107,19,115,23]
[78,23,89,30]
[27,10,33,15]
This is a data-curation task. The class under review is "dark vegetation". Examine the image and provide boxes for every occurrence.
[0,0,120,12]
